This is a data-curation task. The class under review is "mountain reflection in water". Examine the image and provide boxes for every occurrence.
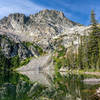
[0,70,100,100]
[19,71,54,85]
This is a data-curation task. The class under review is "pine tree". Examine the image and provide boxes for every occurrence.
[91,10,97,26]
[96,41,100,69]
[87,10,99,69]
[78,36,83,69]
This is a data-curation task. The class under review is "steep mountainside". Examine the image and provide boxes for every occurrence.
[0,30,44,60]
[0,9,87,50]
[0,9,78,32]
[0,9,91,52]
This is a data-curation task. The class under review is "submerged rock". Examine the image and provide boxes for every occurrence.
[96,87,100,97]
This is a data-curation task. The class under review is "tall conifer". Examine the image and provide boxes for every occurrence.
[87,10,99,69]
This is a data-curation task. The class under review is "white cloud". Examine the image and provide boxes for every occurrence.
[0,0,45,19]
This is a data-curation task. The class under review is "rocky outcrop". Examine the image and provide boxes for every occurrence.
[52,25,91,48]
[17,54,53,72]
[0,9,85,51]
[0,9,78,32]
[0,33,39,59]
[0,9,93,53]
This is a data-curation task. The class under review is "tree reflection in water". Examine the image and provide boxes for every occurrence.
[0,70,100,100]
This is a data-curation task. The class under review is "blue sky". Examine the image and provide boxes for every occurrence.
[0,0,100,25]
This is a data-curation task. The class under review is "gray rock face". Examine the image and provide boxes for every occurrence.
[0,9,91,52]
[0,34,33,59]
[0,10,78,31]
[0,13,28,30]
[0,9,81,50]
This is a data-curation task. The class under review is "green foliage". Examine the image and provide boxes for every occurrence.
[86,10,100,69]
[19,57,32,66]
[77,36,84,69]
[23,41,44,55]
[23,41,33,47]
[0,50,10,71]
[53,10,100,71]
[10,56,20,68]
[74,10,100,70]
[33,44,44,55]
[0,41,45,71]
[53,45,67,71]
[10,56,32,69]
[91,10,97,26]
[0,51,32,71]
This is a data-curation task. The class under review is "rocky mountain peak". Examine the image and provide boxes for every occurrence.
[34,9,65,18]
[0,9,86,51]
[8,13,27,23]
[29,9,78,27]
[0,13,29,29]
[0,9,78,30]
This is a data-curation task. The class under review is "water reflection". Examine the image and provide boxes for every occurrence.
[0,70,32,100]
[19,71,54,85]
[0,70,100,100]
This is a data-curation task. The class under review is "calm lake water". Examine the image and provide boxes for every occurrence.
[0,70,100,100]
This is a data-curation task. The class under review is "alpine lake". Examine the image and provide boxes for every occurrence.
[0,69,100,100]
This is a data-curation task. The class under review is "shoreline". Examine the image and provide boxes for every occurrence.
[59,69,100,76]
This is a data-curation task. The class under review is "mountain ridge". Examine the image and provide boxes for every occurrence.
[0,9,88,51]
[0,9,80,29]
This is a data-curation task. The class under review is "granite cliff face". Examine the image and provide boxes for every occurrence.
[0,31,40,59]
[0,34,33,59]
[0,9,90,52]
[0,9,78,32]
